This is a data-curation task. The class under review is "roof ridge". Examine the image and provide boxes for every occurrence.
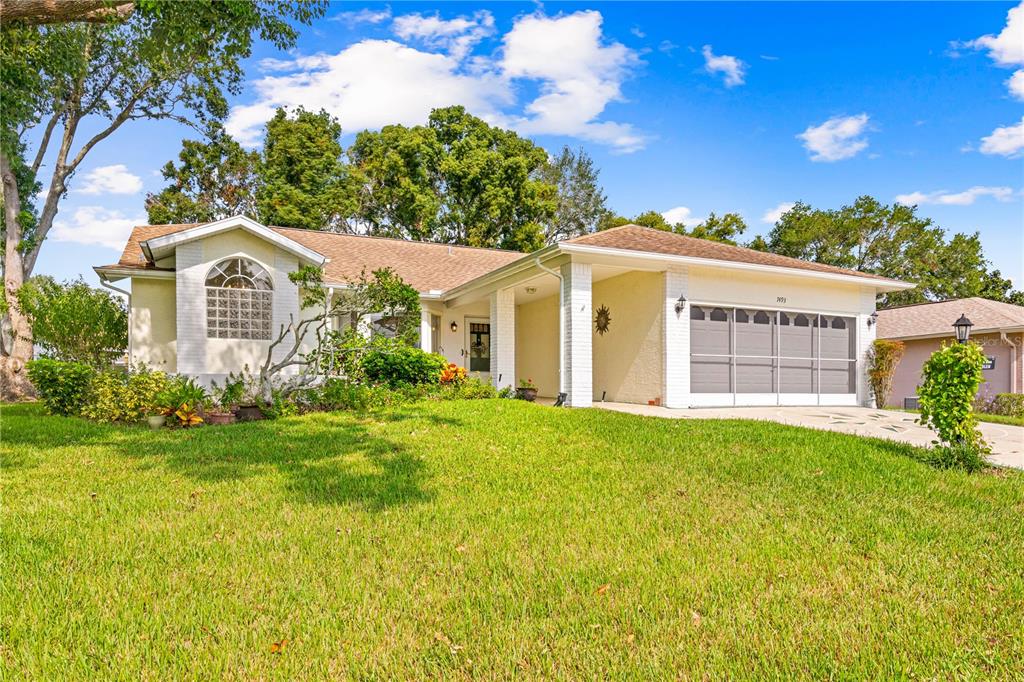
[268,225,526,255]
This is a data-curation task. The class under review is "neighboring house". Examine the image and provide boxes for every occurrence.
[877,298,1024,408]
[95,215,913,408]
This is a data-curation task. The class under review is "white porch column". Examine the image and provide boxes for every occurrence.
[419,310,432,353]
[856,287,877,407]
[663,266,690,408]
[561,262,592,407]
[489,288,515,389]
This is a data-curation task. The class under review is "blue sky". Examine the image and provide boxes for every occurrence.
[38,1,1024,289]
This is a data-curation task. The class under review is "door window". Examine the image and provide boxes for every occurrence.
[468,322,490,372]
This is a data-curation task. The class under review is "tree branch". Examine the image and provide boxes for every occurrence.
[1,0,135,27]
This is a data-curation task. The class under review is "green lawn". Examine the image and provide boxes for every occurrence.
[3,400,1023,679]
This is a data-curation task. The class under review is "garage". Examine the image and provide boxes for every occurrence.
[690,306,857,407]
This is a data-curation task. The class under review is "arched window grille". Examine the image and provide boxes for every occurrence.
[205,258,273,340]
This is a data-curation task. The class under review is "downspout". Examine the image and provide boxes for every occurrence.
[1000,331,1019,393]
[534,255,565,396]
[99,276,132,366]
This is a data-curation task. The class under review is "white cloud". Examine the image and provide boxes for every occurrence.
[630,26,645,39]
[759,54,779,61]
[761,202,795,224]
[979,116,1024,157]
[75,164,142,195]
[392,10,495,61]
[797,113,870,162]
[661,206,703,227]
[894,186,1015,206]
[226,40,512,147]
[51,206,146,250]
[331,7,392,27]
[701,45,746,87]
[658,40,678,55]
[961,1,1024,67]
[501,11,645,152]
[227,10,645,153]
[1008,69,1024,100]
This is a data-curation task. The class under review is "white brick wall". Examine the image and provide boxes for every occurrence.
[272,253,301,371]
[663,266,690,408]
[489,288,515,389]
[561,261,592,407]
[175,242,207,376]
[857,287,877,407]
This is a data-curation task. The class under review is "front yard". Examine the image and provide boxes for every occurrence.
[2,400,1023,678]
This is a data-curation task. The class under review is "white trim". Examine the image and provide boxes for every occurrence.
[94,266,175,282]
[559,243,914,292]
[880,327,1024,342]
[819,393,858,406]
[142,215,326,265]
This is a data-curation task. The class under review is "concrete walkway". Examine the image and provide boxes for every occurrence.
[598,403,1024,470]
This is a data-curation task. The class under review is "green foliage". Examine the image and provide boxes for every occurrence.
[917,342,989,467]
[81,366,170,423]
[538,146,608,243]
[981,393,1024,418]
[360,340,446,388]
[25,358,94,416]
[155,376,209,417]
[302,375,496,412]
[210,372,247,409]
[261,389,299,419]
[866,339,905,408]
[685,212,748,245]
[17,276,127,367]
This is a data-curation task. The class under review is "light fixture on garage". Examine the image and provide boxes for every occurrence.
[953,313,973,344]
[867,311,878,327]
[525,286,537,294]
[450,321,458,333]
[674,294,687,316]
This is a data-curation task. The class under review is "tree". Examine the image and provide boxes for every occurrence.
[1,1,134,26]
[763,196,1023,307]
[537,146,608,243]
[351,106,556,251]
[146,124,260,224]
[257,107,355,231]
[685,212,747,245]
[16,276,126,367]
[0,1,326,397]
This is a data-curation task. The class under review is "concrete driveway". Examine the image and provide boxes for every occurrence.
[599,403,1024,470]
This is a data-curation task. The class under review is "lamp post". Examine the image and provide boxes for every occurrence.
[953,313,973,344]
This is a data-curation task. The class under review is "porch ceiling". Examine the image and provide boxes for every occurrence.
[510,264,636,304]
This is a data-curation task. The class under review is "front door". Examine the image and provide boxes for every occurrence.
[465,318,491,379]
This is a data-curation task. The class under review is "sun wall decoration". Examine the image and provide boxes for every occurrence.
[595,304,611,335]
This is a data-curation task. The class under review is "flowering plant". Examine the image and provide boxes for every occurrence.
[518,378,537,390]
[439,363,467,385]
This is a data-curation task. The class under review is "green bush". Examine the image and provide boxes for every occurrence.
[866,339,905,408]
[360,340,446,387]
[988,393,1024,418]
[81,366,169,423]
[434,377,498,401]
[155,377,208,414]
[26,358,95,416]
[917,342,989,470]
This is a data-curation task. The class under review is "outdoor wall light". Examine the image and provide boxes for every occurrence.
[525,286,537,295]
[953,313,973,344]
[450,321,458,333]
[867,311,878,327]
[674,294,687,316]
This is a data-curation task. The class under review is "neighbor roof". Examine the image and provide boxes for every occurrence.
[565,225,904,284]
[877,297,1024,339]
[102,223,524,292]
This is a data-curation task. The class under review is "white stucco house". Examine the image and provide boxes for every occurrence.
[95,215,914,408]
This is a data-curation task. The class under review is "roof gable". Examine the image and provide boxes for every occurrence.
[142,215,326,265]
[878,297,1024,339]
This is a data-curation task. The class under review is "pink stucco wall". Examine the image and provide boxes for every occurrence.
[887,332,1024,407]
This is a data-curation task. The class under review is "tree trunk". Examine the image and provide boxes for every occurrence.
[0,0,134,26]
[0,151,36,400]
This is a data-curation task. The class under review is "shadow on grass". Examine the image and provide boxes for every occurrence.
[110,406,463,510]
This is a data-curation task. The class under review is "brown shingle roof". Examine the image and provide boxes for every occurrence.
[108,223,524,292]
[877,297,1024,339]
[566,224,902,283]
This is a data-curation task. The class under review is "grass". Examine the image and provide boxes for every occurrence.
[888,406,1024,428]
[3,400,1024,679]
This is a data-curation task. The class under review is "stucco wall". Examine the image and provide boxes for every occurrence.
[131,278,177,372]
[423,300,492,373]
[515,293,559,398]
[888,332,1022,407]
[688,266,863,314]
[591,270,664,404]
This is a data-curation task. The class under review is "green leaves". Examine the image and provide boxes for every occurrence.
[917,342,989,469]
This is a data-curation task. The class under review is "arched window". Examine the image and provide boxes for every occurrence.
[205,258,273,340]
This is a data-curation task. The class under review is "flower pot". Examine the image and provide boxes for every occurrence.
[146,415,166,430]
[205,412,237,426]
[515,387,538,402]
[234,405,264,422]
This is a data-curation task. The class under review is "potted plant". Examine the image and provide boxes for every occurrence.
[515,378,538,402]
[146,412,166,430]
[205,376,244,425]
[203,398,237,426]
[156,377,208,428]
[219,368,265,421]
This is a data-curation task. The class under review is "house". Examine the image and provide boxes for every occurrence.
[95,215,913,408]
[877,298,1024,408]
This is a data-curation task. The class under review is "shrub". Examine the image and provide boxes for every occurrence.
[917,342,989,468]
[155,376,208,423]
[865,339,905,408]
[261,389,299,419]
[361,340,446,387]
[987,393,1024,418]
[26,358,94,416]
[436,377,497,401]
[926,443,988,473]
[81,366,169,423]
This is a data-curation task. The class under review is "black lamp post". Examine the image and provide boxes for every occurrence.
[953,313,973,344]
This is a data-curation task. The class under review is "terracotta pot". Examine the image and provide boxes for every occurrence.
[205,412,237,426]
[234,405,264,422]
[515,387,538,402]
[146,414,166,430]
